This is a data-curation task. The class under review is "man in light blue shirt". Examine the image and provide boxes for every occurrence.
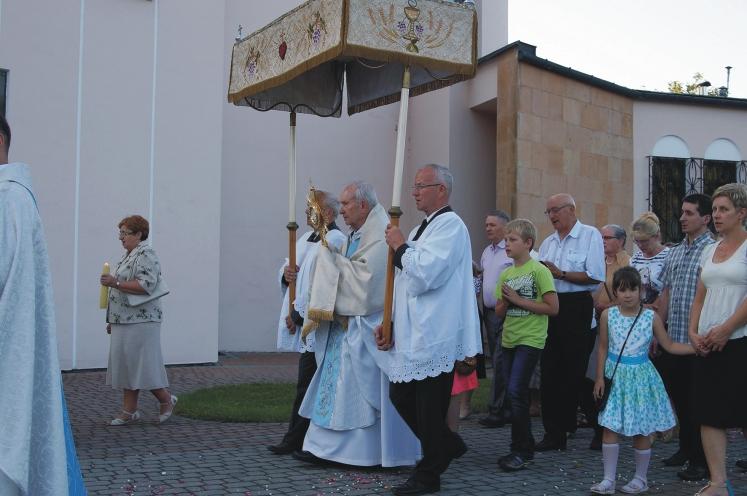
[536,193,604,451]
[478,210,514,427]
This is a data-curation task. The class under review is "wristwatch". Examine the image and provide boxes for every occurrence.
[116,281,121,288]
[560,271,566,280]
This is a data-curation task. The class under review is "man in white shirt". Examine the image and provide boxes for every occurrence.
[378,164,482,496]
[478,210,514,428]
[267,190,346,455]
[536,193,604,451]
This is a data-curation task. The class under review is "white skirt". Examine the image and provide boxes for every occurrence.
[106,322,169,390]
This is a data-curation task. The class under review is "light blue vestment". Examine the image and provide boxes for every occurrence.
[299,209,421,467]
[0,163,87,495]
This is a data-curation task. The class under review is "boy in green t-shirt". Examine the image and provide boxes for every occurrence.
[494,219,558,472]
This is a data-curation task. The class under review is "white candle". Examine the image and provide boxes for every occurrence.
[391,86,410,207]
[99,262,110,309]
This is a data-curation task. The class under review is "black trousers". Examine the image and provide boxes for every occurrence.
[389,371,462,486]
[541,291,593,436]
[655,350,705,464]
[281,351,317,449]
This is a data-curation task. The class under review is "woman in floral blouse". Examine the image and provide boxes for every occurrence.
[100,215,176,425]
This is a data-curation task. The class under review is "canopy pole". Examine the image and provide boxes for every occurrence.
[287,111,298,314]
[382,66,411,345]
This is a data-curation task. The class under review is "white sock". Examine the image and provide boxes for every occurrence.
[602,443,619,482]
[633,448,651,482]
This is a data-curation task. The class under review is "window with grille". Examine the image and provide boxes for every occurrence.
[648,156,747,243]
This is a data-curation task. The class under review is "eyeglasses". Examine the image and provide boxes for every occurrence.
[544,204,572,216]
[118,230,135,237]
[633,238,652,245]
[602,235,620,240]
[411,183,441,192]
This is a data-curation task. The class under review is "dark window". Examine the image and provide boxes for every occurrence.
[0,69,7,117]
[703,160,737,196]
[649,156,686,244]
[649,156,746,243]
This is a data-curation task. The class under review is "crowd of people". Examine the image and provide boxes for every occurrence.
[2,106,745,496]
[269,171,745,495]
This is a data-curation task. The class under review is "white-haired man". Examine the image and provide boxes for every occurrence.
[536,193,604,452]
[379,164,482,495]
[294,181,421,468]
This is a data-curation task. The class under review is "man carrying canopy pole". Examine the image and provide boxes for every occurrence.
[377,164,482,496]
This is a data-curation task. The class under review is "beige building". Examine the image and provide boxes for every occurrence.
[477,41,747,242]
[1,1,745,369]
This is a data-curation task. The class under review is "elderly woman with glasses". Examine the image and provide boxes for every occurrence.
[99,215,176,425]
[630,212,670,307]
[594,224,631,316]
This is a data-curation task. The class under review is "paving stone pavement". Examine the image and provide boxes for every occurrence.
[64,352,747,496]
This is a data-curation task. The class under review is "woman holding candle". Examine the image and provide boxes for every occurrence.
[100,215,175,425]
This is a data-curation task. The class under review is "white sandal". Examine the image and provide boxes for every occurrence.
[590,479,616,495]
[109,410,141,426]
[621,476,649,494]
[158,395,178,423]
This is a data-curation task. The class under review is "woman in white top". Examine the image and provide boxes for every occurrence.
[688,183,747,496]
[629,212,669,306]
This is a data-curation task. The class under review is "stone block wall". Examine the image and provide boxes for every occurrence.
[496,49,634,240]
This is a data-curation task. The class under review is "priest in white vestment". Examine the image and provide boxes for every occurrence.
[0,114,87,495]
[297,181,421,467]
[268,190,346,455]
[379,164,482,496]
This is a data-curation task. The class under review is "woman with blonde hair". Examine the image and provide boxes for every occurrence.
[630,212,669,306]
[688,183,747,496]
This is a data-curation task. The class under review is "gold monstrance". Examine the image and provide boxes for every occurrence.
[306,186,328,247]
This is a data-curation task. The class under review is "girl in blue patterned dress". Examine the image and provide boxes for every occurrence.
[591,267,695,494]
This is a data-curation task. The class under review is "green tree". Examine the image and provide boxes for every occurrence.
[668,72,719,95]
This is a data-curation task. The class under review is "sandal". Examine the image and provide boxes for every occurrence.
[590,479,615,495]
[621,476,648,494]
[695,480,734,496]
[109,410,141,426]
[158,394,178,423]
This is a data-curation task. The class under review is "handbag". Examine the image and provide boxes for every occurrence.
[455,356,477,376]
[126,277,169,307]
[596,305,643,412]
[124,248,170,307]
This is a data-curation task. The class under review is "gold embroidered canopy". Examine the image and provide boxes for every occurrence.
[227,0,477,116]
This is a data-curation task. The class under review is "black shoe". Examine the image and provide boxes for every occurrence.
[441,432,468,473]
[292,450,329,466]
[535,434,567,451]
[737,459,747,471]
[267,441,296,455]
[677,463,709,481]
[498,453,528,472]
[391,478,439,495]
[450,433,468,460]
[478,415,509,428]
[662,450,688,467]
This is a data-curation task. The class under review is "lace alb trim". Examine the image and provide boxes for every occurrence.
[387,342,480,383]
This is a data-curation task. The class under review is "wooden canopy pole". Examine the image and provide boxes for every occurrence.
[382,67,411,345]
[287,111,298,312]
